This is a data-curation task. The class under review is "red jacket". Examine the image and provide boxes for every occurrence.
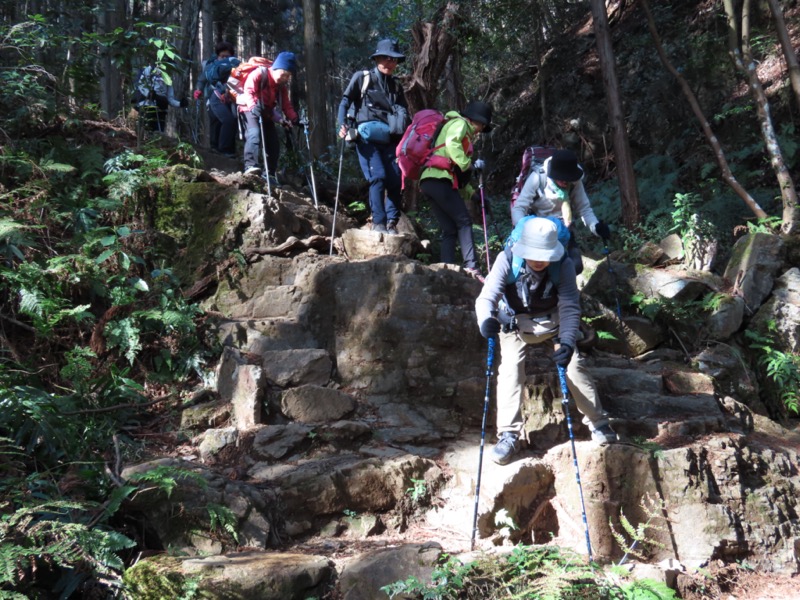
[236,67,297,122]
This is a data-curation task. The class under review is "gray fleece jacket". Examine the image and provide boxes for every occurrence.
[474,249,582,349]
[511,156,600,233]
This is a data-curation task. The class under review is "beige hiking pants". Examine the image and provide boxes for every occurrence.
[495,329,609,435]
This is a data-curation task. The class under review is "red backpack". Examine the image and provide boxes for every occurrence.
[509,145,557,206]
[396,109,454,188]
[226,56,273,99]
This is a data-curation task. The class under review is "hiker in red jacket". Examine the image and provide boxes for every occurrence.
[237,52,299,181]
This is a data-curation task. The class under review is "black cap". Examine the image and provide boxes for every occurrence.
[461,101,493,133]
[547,150,583,182]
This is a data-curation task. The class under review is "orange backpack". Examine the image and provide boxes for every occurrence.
[226,56,272,98]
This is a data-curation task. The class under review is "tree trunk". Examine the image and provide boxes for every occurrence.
[302,0,329,157]
[98,0,126,119]
[723,0,799,233]
[405,2,461,113]
[765,0,800,125]
[403,2,463,212]
[589,0,640,226]
[197,0,213,147]
[640,0,767,220]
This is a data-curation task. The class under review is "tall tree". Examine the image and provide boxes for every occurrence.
[640,0,767,221]
[98,0,126,119]
[197,0,213,146]
[723,0,798,234]
[765,0,800,119]
[302,0,329,156]
[589,0,639,226]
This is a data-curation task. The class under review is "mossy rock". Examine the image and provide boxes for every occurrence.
[123,557,198,600]
[153,166,248,283]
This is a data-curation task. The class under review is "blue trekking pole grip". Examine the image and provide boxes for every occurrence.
[471,336,495,551]
[557,363,593,561]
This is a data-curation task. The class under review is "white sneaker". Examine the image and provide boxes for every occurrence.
[244,166,261,176]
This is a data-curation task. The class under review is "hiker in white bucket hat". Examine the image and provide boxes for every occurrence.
[474,217,618,465]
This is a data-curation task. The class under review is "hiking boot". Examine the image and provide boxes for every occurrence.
[244,166,261,176]
[464,267,485,283]
[591,424,618,445]
[373,223,388,233]
[386,219,399,235]
[490,432,520,465]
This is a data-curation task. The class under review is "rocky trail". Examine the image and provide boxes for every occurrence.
[120,167,800,599]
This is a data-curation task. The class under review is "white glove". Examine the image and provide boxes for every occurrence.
[473,159,485,171]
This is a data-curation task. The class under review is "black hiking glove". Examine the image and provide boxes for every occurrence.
[594,221,611,241]
[480,318,501,340]
[179,98,189,108]
[251,104,263,119]
[552,343,574,367]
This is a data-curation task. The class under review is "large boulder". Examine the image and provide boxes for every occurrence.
[123,551,333,600]
[205,255,486,405]
[723,233,785,314]
[749,268,800,353]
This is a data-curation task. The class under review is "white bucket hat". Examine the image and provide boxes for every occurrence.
[511,217,565,262]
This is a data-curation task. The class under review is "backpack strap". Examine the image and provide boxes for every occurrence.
[360,70,370,98]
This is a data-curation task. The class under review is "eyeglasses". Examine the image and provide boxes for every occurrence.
[380,56,398,63]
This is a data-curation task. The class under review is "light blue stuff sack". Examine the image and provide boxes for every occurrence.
[357,121,391,144]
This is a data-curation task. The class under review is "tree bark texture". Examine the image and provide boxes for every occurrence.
[766,0,800,114]
[640,0,767,221]
[406,2,461,114]
[589,0,640,226]
[98,0,126,119]
[302,0,330,157]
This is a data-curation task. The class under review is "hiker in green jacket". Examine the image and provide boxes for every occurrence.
[420,100,492,282]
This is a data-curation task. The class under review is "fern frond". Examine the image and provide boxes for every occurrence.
[17,288,42,317]
[40,160,76,174]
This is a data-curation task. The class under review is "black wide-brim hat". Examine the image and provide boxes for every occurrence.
[370,39,406,63]
[547,149,584,182]
[461,100,493,133]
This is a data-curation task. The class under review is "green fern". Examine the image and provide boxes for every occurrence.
[39,159,77,174]
[0,500,135,588]
[126,465,208,499]
[105,317,142,364]
[610,493,669,565]
[206,503,239,544]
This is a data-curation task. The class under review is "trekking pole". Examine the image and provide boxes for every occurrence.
[191,101,200,144]
[258,114,272,198]
[300,114,319,209]
[602,241,622,319]
[471,336,496,551]
[478,169,491,271]
[556,363,593,561]
[329,137,345,256]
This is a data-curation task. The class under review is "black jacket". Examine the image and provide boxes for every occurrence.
[337,67,407,126]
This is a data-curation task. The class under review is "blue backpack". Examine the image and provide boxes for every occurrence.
[504,215,570,286]
[204,56,241,97]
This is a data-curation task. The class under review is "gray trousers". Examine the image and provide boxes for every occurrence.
[496,329,609,435]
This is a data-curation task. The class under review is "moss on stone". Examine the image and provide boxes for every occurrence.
[122,556,198,600]
[152,166,243,283]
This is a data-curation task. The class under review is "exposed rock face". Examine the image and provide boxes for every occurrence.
[123,552,333,600]
[724,233,785,314]
[124,184,800,597]
[206,253,485,410]
[750,268,800,353]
